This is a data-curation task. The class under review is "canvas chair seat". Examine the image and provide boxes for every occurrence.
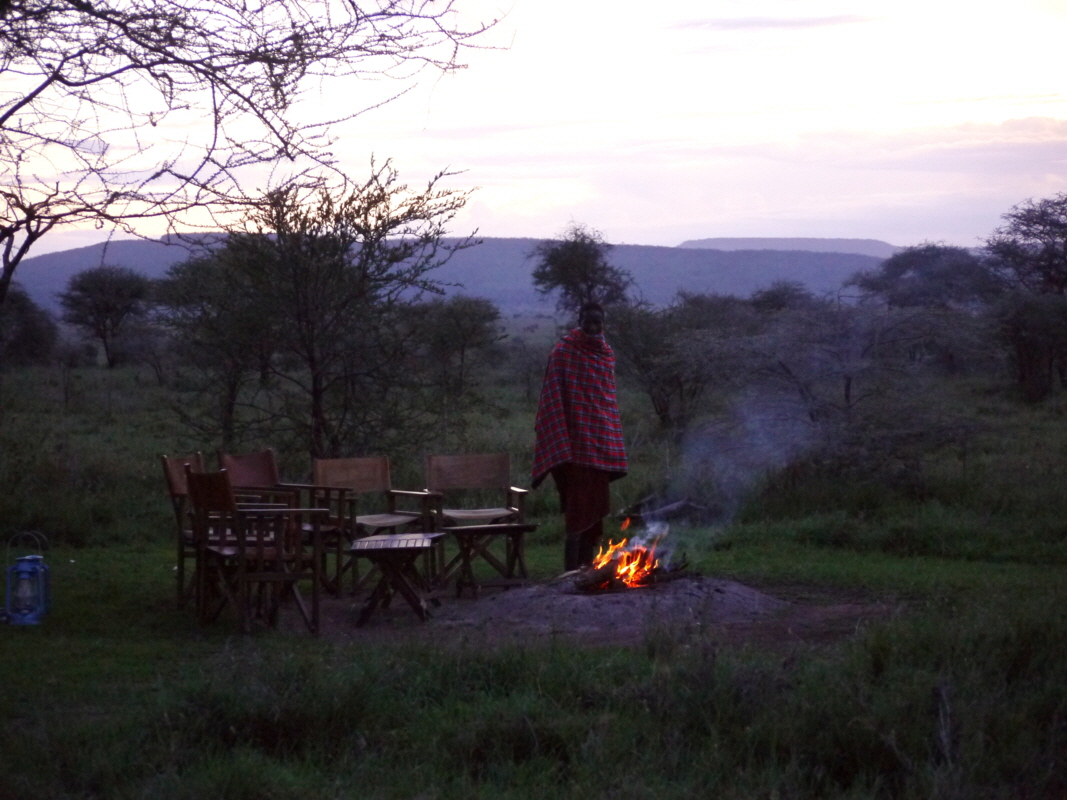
[423,453,527,526]
[355,510,423,533]
[439,506,517,525]
[204,544,286,561]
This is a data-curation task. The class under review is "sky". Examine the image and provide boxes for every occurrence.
[39,0,1067,254]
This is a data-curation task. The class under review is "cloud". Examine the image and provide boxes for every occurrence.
[676,15,873,31]
[536,117,1067,247]
[771,117,1067,176]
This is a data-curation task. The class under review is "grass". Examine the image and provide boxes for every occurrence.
[1,365,1067,797]
[2,536,1065,799]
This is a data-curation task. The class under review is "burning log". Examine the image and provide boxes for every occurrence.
[572,527,689,593]
[572,561,622,592]
[573,556,689,592]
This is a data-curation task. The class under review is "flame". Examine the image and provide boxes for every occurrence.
[620,517,631,531]
[591,535,661,588]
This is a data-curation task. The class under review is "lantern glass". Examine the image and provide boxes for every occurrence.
[13,571,38,612]
[5,555,50,625]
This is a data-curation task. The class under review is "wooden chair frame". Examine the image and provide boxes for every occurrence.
[424,453,534,596]
[312,456,437,592]
[160,452,205,608]
[185,467,326,634]
[424,452,527,526]
[218,448,349,595]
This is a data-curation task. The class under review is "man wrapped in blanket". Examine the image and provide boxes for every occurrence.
[532,302,628,570]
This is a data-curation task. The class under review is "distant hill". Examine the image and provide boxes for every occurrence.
[678,237,900,260]
[15,235,884,314]
[11,236,218,314]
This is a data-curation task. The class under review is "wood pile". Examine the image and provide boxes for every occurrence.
[572,554,689,593]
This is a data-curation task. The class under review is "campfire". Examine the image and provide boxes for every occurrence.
[573,520,688,592]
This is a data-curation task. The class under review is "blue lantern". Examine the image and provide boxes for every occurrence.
[5,546,51,626]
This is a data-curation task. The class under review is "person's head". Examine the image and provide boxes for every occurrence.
[579,302,605,336]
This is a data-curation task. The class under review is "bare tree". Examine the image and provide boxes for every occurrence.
[0,0,494,304]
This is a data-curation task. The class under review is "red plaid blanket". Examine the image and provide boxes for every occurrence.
[532,328,628,487]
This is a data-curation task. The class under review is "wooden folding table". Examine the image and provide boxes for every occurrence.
[351,532,445,625]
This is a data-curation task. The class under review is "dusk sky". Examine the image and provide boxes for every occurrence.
[41,0,1067,254]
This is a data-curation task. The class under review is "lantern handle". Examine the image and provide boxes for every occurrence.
[6,531,48,564]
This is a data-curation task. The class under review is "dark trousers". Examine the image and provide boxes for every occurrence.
[552,464,610,570]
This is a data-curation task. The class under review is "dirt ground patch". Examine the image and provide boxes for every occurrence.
[289,572,900,650]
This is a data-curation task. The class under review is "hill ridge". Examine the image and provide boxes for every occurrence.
[678,237,899,259]
[15,235,884,313]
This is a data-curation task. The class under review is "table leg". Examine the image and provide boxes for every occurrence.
[454,534,480,598]
[381,560,432,620]
[507,530,528,578]
[356,552,439,624]
[356,575,391,626]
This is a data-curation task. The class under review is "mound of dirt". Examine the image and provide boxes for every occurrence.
[293,574,897,649]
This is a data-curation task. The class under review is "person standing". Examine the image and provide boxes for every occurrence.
[532,302,628,570]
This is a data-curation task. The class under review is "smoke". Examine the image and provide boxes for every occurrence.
[630,520,673,565]
[623,520,669,549]
[674,391,819,523]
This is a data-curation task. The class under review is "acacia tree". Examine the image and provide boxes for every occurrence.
[996,292,1067,402]
[158,161,476,458]
[531,223,632,313]
[416,295,505,400]
[0,283,56,367]
[984,194,1067,399]
[986,194,1067,295]
[749,280,816,314]
[154,254,275,448]
[59,265,149,367]
[611,293,762,430]
[0,0,493,305]
[847,243,1001,309]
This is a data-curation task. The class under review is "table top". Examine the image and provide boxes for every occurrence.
[351,532,445,552]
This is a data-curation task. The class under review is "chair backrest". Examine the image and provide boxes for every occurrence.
[162,453,205,533]
[218,449,280,488]
[185,467,239,514]
[185,467,301,560]
[313,456,391,494]
[161,452,205,501]
[425,453,511,492]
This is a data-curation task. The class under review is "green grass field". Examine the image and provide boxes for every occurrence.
[1,366,1066,798]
